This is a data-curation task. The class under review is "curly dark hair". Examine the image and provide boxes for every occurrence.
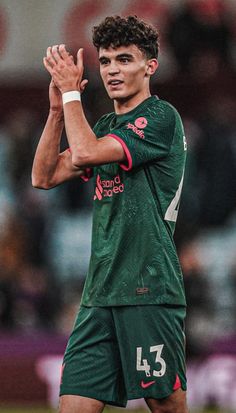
[93,15,159,59]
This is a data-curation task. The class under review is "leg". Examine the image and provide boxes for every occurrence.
[59,395,105,413]
[145,388,188,413]
[60,307,127,408]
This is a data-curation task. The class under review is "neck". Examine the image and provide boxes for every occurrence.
[114,90,151,115]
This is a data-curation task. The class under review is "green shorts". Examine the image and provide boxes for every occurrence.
[60,305,187,407]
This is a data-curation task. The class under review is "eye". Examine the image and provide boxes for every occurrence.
[99,58,110,66]
[119,57,130,64]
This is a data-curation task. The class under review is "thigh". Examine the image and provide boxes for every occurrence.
[60,306,127,407]
[112,305,187,401]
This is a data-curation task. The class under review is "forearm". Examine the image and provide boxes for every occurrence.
[32,111,64,188]
[63,101,98,167]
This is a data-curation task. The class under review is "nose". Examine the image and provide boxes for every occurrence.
[108,61,120,75]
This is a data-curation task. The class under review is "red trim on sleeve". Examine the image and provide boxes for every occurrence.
[107,134,132,171]
[80,168,92,182]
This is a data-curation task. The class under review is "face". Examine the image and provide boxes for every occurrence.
[98,45,156,102]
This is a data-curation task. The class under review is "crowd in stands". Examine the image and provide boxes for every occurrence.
[0,0,236,359]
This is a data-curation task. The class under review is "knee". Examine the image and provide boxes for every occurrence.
[58,394,105,413]
[152,408,187,413]
[149,406,188,413]
[146,389,188,413]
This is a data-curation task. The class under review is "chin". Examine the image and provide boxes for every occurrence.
[106,87,127,100]
[108,91,123,99]
[109,92,130,101]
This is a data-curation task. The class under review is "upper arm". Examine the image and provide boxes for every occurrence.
[71,135,127,168]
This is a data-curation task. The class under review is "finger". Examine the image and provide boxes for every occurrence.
[76,48,84,72]
[43,56,54,75]
[51,44,61,63]
[80,79,88,93]
[58,44,73,64]
[46,46,58,67]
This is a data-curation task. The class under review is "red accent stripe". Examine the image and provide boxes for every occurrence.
[107,134,132,171]
[95,187,102,200]
[173,374,181,391]
[96,174,103,193]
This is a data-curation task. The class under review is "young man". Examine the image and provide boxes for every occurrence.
[32,15,188,413]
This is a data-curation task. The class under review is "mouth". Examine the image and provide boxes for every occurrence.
[107,79,124,87]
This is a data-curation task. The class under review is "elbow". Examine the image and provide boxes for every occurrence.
[31,173,53,190]
[71,152,92,168]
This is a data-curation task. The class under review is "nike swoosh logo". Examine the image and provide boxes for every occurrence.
[141,380,156,389]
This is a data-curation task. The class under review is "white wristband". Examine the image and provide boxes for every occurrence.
[62,90,81,105]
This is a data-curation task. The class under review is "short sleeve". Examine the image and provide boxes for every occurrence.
[107,103,176,171]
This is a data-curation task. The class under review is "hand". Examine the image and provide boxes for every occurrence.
[43,44,88,94]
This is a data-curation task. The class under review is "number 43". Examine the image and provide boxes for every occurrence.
[136,345,166,377]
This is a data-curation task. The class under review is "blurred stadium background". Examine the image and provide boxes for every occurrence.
[0,0,236,412]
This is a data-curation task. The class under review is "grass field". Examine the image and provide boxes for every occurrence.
[0,408,233,413]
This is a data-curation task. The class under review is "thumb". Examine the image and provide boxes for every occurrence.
[77,48,84,72]
[50,78,56,87]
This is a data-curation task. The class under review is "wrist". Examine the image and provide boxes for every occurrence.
[62,90,81,105]
[60,86,81,94]
[49,109,64,122]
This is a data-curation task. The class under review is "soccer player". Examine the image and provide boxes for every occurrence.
[32,15,188,413]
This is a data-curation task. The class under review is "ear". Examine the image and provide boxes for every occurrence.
[146,59,159,76]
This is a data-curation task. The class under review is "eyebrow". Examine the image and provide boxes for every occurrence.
[99,53,134,62]
[116,53,133,59]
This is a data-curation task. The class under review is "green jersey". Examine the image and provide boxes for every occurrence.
[81,96,187,307]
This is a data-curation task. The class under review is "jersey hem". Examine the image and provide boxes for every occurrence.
[80,301,187,307]
[127,383,187,401]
